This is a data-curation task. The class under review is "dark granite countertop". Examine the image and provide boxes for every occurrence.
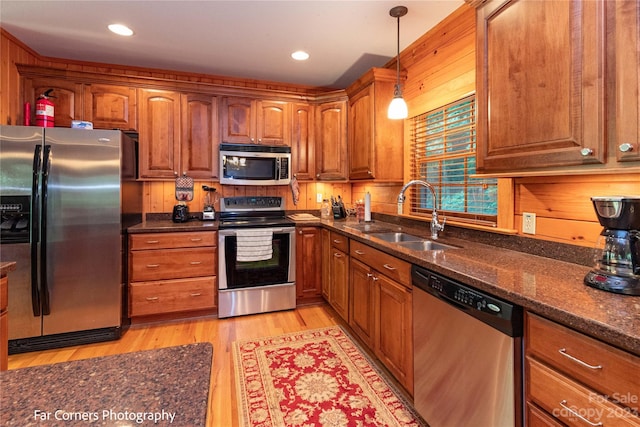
[1,261,17,277]
[127,216,640,356]
[0,343,213,426]
[324,218,640,356]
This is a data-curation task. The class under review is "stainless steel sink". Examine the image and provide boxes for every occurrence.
[397,240,456,251]
[369,232,425,243]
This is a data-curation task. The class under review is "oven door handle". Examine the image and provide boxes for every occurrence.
[220,227,294,236]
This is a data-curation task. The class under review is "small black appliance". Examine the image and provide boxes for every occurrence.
[584,196,640,295]
[172,173,193,223]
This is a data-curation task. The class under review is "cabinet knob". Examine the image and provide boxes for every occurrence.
[316,174,321,179]
[619,143,634,152]
[579,148,593,156]
[299,230,303,234]
[367,170,372,175]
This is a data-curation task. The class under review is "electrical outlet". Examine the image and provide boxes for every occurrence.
[523,212,536,235]
[317,193,323,203]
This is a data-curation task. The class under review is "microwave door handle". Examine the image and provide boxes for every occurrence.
[275,158,280,180]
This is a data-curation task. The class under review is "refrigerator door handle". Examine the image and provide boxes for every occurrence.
[30,145,42,316]
[41,144,52,316]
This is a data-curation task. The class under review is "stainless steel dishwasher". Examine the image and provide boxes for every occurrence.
[412,266,524,427]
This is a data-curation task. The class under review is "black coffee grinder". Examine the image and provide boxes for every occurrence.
[584,196,640,295]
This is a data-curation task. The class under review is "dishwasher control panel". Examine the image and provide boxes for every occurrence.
[412,265,523,337]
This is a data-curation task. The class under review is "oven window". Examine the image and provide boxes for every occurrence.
[224,232,291,288]
[223,156,276,181]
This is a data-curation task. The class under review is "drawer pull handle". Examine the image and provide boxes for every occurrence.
[146,264,160,268]
[190,261,202,265]
[333,239,342,244]
[558,348,602,370]
[355,250,365,255]
[145,297,159,301]
[383,263,396,271]
[190,238,203,242]
[558,400,603,426]
[145,240,160,244]
[190,293,202,297]
[333,252,344,258]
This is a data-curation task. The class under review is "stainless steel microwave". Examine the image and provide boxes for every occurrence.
[219,143,291,186]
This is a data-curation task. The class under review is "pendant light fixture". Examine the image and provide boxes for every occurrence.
[388,5,408,120]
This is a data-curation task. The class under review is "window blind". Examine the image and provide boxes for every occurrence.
[409,95,497,226]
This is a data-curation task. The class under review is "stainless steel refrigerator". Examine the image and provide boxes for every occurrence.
[0,126,142,353]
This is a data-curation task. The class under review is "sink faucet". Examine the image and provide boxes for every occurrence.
[397,179,446,240]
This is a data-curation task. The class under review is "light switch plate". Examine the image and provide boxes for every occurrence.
[523,212,536,235]
[317,193,323,203]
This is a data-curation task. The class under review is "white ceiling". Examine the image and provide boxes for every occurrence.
[0,0,463,89]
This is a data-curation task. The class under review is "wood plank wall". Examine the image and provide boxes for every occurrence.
[3,6,640,249]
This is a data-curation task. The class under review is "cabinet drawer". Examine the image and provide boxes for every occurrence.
[129,276,216,317]
[526,402,565,427]
[527,313,640,401]
[527,357,640,427]
[129,231,217,250]
[350,240,411,287]
[330,232,349,253]
[130,247,216,282]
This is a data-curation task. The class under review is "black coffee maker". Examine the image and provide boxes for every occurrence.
[584,196,640,295]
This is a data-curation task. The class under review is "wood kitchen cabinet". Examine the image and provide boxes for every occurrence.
[615,0,640,163]
[349,258,375,347]
[221,96,290,146]
[128,231,217,319]
[84,83,137,130]
[314,99,348,181]
[525,312,640,426]
[23,77,83,128]
[291,102,315,181]
[23,75,137,130]
[321,230,349,321]
[138,89,181,178]
[138,90,218,179]
[346,68,404,182]
[295,226,322,304]
[349,240,414,395]
[475,0,607,172]
[181,93,219,179]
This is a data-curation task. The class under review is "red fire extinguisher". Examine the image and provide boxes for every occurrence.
[35,89,55,128]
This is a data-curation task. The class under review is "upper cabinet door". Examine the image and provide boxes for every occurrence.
[138,89,181,178]
[84,84,137,130]
[220,97,255,144]
[181,93,219,179]
[256,100,290,146]
[25,78,83,128]
[291,103,315,181]
[346,68,404,182]
[476,0,606,172]
[615,0,640,163]
[315,100,348,181]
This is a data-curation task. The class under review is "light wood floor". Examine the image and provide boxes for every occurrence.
[7,303,342,427]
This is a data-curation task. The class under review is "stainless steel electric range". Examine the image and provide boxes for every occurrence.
[217,196,296,318]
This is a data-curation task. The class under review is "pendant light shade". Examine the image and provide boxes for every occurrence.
[388,5,408,120]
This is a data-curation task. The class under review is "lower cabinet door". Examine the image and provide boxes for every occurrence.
[349,259,374,347]
[129,277,216,317]
[375,274,413,395]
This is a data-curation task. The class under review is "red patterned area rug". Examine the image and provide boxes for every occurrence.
[233,326,427,427]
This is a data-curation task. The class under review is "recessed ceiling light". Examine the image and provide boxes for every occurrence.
[291,50,310,61]
[108,24,134,36]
